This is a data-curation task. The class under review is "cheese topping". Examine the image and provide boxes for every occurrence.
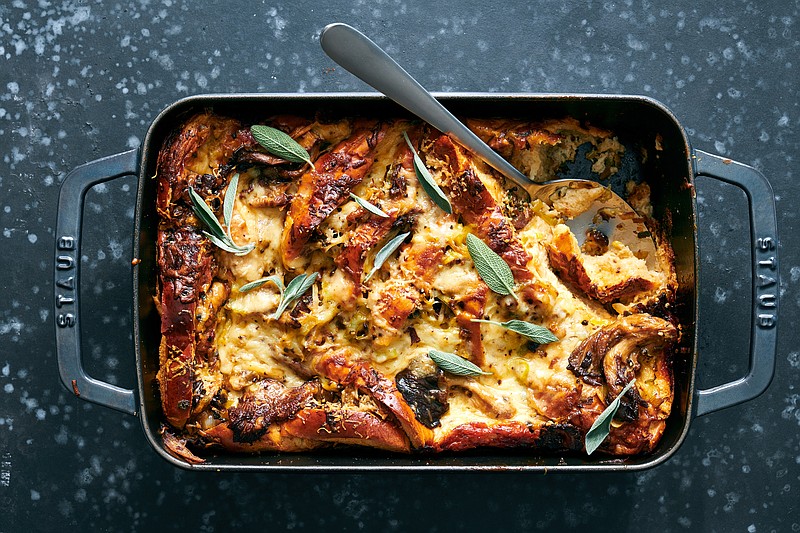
[211,120,671,435]
[157,113,678,456]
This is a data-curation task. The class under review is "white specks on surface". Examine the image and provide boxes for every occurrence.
[723,491,741,512]
[149,50,174,71]
[4,383,13,394]
[736,40,754,61]
[714,286,729,304]
[699,16,735,32]
[782,394,800,425]
[265,6,288,41]
[20,390,38,412]
[54,425,68,445]
[30,489,40,501]
[57,499,72,518]
[108,239,123,260]
[27,232,37,244]
[194,72,208,89]
[0,318,23,339]
[778,114,790,127]
[722,47,735,60]
[788,352,800,370]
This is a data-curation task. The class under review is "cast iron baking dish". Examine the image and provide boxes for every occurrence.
[54,93,779,471]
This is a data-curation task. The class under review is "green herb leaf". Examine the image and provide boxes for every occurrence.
[365,232,410,281]
[203,232,254,256]
[251,125,313,166]
[189,186,226,240]
[223,173,240,240]
[271,272,319,320]
[428,349,491,377]
[465,234,518,301]
[403,131,452,214]
[350,192,389,218]
[585,378,637,455]
[239,274,285,294]
[471,319,559,344]
[189,185,254,256]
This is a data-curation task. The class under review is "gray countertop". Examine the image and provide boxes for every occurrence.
[1,1,798,531]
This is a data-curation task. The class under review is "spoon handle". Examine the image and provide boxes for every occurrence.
[320,23,533,186]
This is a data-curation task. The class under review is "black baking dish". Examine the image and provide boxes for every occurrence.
[54,93,779,471]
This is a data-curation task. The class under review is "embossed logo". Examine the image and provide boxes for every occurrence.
[755,237,777,328]
[56,236,76,328]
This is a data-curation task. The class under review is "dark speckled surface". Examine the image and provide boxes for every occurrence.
[1,1,798,531]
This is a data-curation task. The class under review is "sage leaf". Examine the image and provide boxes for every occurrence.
[465,234,518,301]
[428,349,491,377]
[350,192,389,218]
[251,125,313,166]
[471,319,559,344]
[585,378,637,455]
[239,274,285,294]
[271,272,319,320]
[204,232,254,256]
[189,185,254,256]
[403,131,452,214]
[223,173,240,240]
[365,232,410,281]
[189,186,226,240]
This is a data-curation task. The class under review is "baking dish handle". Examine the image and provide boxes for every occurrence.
[55,149,139,416]
[692,149,778,417]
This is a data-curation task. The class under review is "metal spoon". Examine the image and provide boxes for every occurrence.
[320,23,657,263]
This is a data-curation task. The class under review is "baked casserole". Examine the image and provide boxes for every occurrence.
[155,111,679,461]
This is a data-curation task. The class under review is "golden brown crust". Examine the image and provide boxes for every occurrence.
[547,225,657,304]
[311,352,435,448]
[429,135,556,318]
[155,113,245,428]
[567,314,677,454]
[200,422,326,453]
[283,409,410,452]
[281,121,389,269]
[430,135,533,281]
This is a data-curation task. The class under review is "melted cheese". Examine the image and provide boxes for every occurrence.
[195,117,674,449]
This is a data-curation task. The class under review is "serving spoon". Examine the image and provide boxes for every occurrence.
[320,23,657,263]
